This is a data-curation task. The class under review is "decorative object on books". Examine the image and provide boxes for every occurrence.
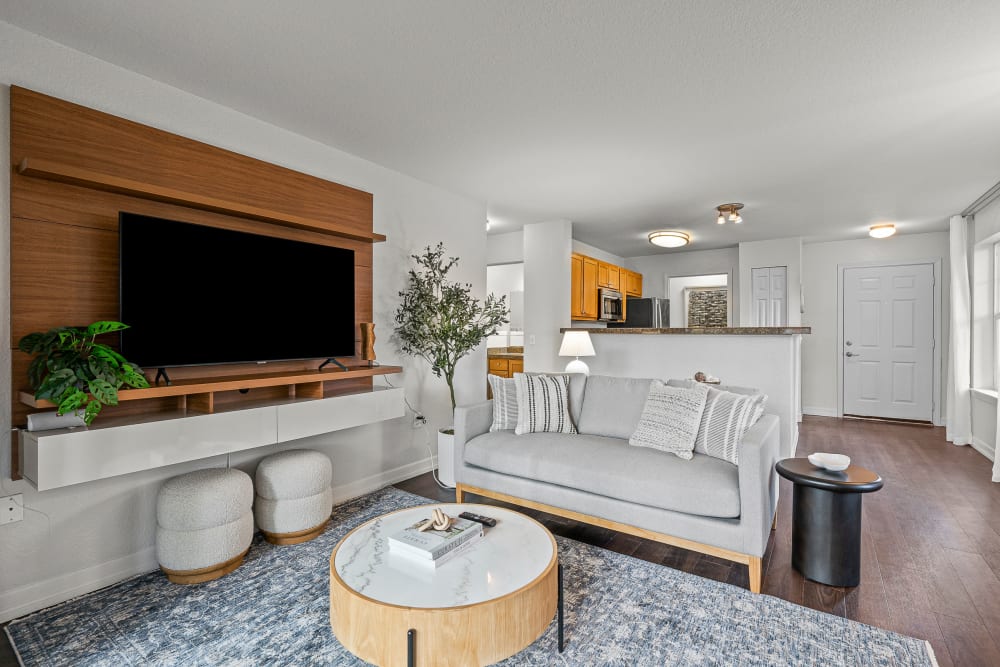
[388,510,482,561]
[359,322,376,366]
[5,488,936,666]
[155,467,254,584]
[808,452,851,471]
[253,449,333,545]
[17,321,150,425]
[558,330,596,375]
[393,243,509,487]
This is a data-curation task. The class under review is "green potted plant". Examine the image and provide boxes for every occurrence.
[394,244,508,486]
[18,321,151,425]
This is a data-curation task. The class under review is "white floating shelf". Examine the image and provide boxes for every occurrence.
[20,386,404,491]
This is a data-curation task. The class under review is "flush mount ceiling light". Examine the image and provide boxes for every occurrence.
[648,230,690,248]
[716,203,744,224]
[869,223,896,239]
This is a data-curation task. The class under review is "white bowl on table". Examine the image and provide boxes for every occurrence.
[808,453,851,472]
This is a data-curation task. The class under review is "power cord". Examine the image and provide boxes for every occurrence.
[382,377,453,490]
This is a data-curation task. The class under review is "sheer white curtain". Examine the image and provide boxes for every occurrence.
[947,215,972,446]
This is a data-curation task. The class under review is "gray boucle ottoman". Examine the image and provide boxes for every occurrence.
[156,467,254,584]
[254,449,333,545]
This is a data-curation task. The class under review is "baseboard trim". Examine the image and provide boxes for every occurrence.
[0,456,436,624]
[802,406,837,417]
[970,437,996,463]
[0,545,158,624]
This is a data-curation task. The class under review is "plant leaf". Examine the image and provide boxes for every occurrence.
[85,321,129,337]
[17,332,43,354]
[57,389,87,415]
[36,368,76,401]
[84,400,102,425]
[87,379,119,406]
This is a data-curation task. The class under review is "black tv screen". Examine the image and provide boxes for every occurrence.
[119,212,355,368]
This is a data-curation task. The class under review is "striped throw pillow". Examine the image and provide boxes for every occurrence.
[694,387,767,464]
[628,381,709,459]
[487,374,518,431]
[513,373,576,435]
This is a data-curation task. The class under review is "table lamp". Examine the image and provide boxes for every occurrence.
[558,331,596,375]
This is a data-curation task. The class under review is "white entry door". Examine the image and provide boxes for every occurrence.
[751,266,787,326]
[842,263,934,421]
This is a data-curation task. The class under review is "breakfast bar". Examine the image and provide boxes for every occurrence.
[561,327,810,458]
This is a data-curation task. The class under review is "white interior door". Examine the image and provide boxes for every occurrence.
[842,264,934,421]
[751,266,787,326]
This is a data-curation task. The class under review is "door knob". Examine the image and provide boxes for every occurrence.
[845,341,853,346]
[845,351,859,357]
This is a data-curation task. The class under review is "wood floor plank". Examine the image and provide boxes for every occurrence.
[935,612,1000,667]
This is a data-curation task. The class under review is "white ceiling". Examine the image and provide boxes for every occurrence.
[3,1,1000,256]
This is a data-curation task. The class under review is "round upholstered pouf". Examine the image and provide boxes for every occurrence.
[254,449,333,545]
[156,467,254,584]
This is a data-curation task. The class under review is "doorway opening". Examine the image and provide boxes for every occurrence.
[666,273,731,327]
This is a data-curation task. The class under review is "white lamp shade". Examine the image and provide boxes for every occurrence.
[558,331,596,357]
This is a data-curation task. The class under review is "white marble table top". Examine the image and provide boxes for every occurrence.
[332,503,556,609]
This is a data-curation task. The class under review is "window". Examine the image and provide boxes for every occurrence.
[972,239,998,390]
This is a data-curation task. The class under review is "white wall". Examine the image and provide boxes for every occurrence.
[738,237,802,327]
[486,230,524,265]
[799,232,950,419]
[524,220,573,373]
[624,248,739,321]
[486,263,524,331]
[0,22,487,622]
[572,239,624,266]
[667,274,729,327]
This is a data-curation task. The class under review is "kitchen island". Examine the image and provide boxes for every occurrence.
[560,327,810,457]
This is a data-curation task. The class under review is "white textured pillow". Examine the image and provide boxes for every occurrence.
[513,373,576,435]
[628,381,709,459]
[694,387,767,465]
[487,374,518,431]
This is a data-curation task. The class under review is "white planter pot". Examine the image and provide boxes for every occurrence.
[437,428,456,488]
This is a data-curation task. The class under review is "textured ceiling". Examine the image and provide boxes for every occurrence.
[3,1,1000,256]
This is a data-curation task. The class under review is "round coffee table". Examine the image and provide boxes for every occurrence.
[329,503,559,666]
[776,458,883,587]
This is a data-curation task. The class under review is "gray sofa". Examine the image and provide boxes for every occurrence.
[454,374,779,592]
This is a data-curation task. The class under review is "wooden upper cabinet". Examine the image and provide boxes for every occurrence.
[597,262,610,288]
[625,270,643,297]
[597,262,622,291]
[571,253,599,320]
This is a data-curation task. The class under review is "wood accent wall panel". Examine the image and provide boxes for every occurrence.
[9,87,378,478]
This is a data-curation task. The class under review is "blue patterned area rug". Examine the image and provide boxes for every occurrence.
[7,487,935,666]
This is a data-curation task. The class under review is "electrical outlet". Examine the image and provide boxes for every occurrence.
[1,494,23,525]
[529,335,536,345]
[412,415,427,429]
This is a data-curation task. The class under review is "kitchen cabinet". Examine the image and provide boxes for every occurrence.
[598,262,621,291]
[624,269,643,297]
[571,253,599,320]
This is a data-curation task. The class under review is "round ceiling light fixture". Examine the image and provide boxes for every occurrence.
[648,230,691,248]
[869,223,896,239]
[716,203,744,224]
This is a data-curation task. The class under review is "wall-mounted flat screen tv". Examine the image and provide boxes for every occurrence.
[119,212,355,368]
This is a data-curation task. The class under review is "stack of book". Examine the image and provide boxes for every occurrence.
[388,514,483,568]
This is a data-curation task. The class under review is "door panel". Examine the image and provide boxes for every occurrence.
[843,263,934,421]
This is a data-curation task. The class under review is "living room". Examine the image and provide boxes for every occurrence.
[1,3,1000,666]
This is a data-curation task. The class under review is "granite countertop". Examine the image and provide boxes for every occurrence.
[487,346,524,359]
[560,327,811,335]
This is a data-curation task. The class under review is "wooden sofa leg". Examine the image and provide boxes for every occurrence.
[455,483,465,503]
[748,556,762,593]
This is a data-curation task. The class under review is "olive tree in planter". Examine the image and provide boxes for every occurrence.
[18,321,150,425]
[394,243,508,486]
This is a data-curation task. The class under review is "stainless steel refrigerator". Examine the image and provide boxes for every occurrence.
[609,297,670,328]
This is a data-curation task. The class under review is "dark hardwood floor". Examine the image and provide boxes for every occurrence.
[397,416,1000,667]
[2,416,997,666]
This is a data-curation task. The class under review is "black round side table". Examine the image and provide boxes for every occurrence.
[775,458,883,587]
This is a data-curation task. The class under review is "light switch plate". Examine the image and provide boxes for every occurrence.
[1,494,23,524]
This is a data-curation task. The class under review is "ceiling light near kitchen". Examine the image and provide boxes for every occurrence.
[868,224,896,239]
[716,203,744,224]
[648,231,690,248]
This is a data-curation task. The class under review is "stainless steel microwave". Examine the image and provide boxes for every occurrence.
[598,288,624,321]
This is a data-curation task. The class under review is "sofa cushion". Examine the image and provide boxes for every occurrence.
[514,373,576,435]
[694,387,766,464]
[463,431,740,518]
[487,374,518,431]
[576,375,655,439]
[629,381,709,459]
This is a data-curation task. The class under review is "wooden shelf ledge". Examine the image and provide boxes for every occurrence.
[16,158,386,243]
[20,365,403,412]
